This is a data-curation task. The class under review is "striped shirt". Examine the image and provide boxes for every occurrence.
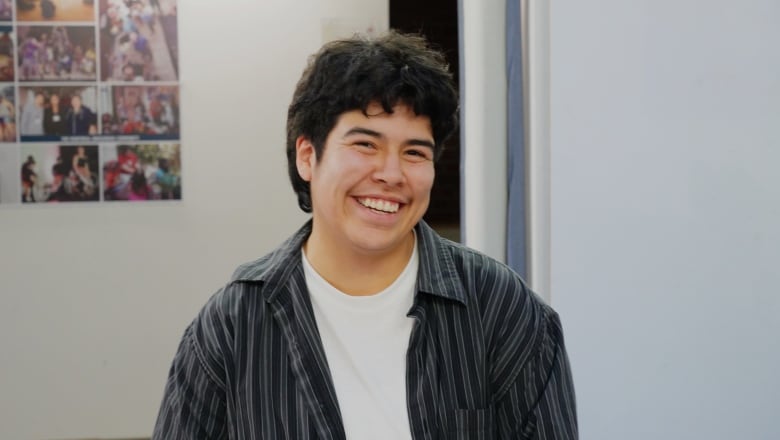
[153,220,578,439]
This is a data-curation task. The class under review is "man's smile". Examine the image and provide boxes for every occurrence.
[356,197,401,214]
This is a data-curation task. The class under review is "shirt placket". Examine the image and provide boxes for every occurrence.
[270,281,347,440]
[406,298,436,440]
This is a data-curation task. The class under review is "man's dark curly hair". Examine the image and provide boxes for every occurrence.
[286,30,459,213]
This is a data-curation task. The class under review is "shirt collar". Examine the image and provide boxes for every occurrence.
[230,220,468,305]
[413,220,468,305]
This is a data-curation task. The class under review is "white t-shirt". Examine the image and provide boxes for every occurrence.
[302,244,417,440]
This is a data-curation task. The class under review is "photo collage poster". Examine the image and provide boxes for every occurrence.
[0,0,180,205]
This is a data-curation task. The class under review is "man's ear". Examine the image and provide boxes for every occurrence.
[295,136,316,182]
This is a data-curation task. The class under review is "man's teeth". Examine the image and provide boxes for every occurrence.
[358,198,400,213]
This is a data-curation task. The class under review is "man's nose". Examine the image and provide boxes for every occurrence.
[372,153,405,186]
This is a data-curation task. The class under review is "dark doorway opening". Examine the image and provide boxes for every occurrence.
[390,0,461,242]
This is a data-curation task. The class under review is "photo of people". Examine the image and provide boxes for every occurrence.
[0,146,17,203]
[99,0,178,81]
[100,85,178,138]
[20,143,99,203]
[17,0,95,22]
[0,25,13,81]
[0,0,183,209]
[19,86,98,140]
[0,85,15,142]
[0,1,11,21]
[103,143,180,201]
[18,25,97,81]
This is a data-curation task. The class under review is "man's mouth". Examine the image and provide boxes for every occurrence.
[357,197,400,214]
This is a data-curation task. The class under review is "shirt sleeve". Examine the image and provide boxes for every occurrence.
[152,323,229,439]
[494,311,578,439]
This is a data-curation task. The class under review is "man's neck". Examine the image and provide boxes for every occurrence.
[303,228,416,297]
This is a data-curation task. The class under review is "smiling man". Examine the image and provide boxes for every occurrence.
[154,31,577,439]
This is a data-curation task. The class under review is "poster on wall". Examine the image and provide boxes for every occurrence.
[0,0,180,207]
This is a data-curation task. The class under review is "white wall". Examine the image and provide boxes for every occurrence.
[0,1,387,438]
[461,0,508,263]
[550,1,780,439]
[0,147,17,203]
[527,0,551,299]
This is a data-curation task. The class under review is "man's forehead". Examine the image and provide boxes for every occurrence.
[335,111,433,143]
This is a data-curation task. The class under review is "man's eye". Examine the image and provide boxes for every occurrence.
[406,149,431,160]
[355,141,374,148]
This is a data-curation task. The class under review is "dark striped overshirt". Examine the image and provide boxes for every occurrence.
[153,221,578,439]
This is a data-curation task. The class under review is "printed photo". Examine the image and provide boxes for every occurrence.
[19,86,98,140]
[99,0,179,81]
[0,25,13,81]
[16,0,95,22]
[100,85,178,137]
[103,143,180,201]
[0,84,15,142]
[18,25,97,82]
[20,143,99,203]
[0,1,10,21]
[0,146,17,203]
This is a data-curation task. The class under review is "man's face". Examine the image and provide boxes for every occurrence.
[297,102,435,259]
[72,96,81,109]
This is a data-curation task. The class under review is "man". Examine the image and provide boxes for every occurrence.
[65,94,97,135]
[153,31,577,439]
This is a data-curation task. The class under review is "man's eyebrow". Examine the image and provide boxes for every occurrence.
[343,127,382,139]
[343,127,435,150]
[407,138,436,150]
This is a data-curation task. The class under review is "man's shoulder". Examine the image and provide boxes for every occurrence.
[425,234,560,394]
[432,233,554,332]
[204,248,292,313]
[438,236,542,301]
[229,225,308,285]
[229,251,280,284]
[189,227,308,352]
[416,222,544,306]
